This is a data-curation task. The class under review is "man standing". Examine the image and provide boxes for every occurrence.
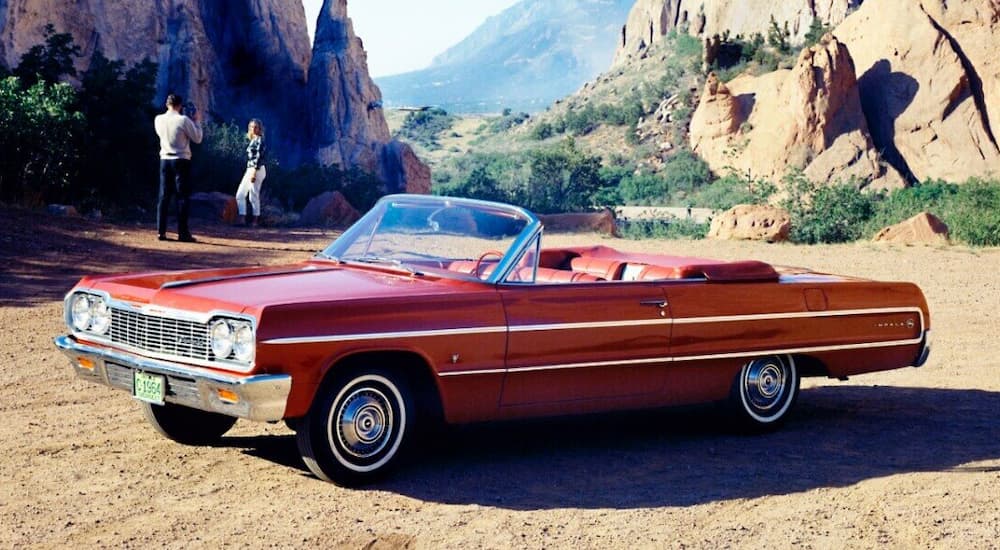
[154,94,203,242]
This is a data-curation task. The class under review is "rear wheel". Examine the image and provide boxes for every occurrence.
[296,369,413,486]
[729,355,799,429]
[140,402,237,445]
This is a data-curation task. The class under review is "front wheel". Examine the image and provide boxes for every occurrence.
[729,355,799,429]
[140,402,237,445]
[296,369,413,486]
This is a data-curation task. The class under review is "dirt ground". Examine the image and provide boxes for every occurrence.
[1,206,998,549]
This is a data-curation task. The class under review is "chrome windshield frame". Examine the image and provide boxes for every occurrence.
[318,194,541,285]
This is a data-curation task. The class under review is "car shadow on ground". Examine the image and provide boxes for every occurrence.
[224,385,1000,509]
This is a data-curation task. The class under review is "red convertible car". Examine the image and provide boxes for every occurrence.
[56,194,931,485]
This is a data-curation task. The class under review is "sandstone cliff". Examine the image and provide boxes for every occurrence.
[834,0,1000,183]
[0,0,429,193]
[615,0,860,65]
[687,0,998,186]
[690,36,900,188]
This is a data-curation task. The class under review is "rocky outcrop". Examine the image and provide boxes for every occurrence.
[189,192,237,224]
[707,204,791,242]
[615,0,860,65]
[690,36,901,188]
[0,0,312,162]
[305,0,429,194]
[0,0,430,194]
[538,209,619,236]
[834,0,1000,183]
[872,212,949,244]
[300,190,361,227]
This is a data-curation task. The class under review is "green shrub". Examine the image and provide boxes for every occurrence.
[691,172,775,209]
[620,218,708,240]
[394,108,455,150]
[0,76,84,204]
[863,179,1000,246]
[781,172,878,244]
[530,121,555,140]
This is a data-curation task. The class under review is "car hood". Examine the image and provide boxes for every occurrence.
[80,262,472,315]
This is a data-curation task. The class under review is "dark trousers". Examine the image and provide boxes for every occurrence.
[157,158,193,237]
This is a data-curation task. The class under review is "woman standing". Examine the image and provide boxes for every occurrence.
[235,119,266,226]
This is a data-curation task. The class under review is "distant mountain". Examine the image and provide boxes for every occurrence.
[374,0,634,113]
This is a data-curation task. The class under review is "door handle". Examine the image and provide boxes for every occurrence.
[640,299,668,308]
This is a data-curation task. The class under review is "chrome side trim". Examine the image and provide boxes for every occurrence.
[508,318,673,332]
[496,333,926,375]
[264,306,922,345]
[438,368,507,377]
[671,306,925,325]
[263,326,509,345]
[54,335,290,422]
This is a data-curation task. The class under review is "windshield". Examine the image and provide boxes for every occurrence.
[318,195,540,282]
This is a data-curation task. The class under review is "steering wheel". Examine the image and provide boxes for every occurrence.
[474,250,504,279]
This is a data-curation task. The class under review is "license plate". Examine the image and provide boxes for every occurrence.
[133,371,166,405]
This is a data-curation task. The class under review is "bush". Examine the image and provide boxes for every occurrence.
[691,172,775,210]
[619,218,708,240]
[781,172,878,244]
[863,179,1000,246]
[0,77,84,204]
[394,108,455,150]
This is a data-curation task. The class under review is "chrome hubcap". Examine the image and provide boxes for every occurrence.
[744,359,787,412]
[336,388,393,459]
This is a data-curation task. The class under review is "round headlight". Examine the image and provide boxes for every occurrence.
[210,320,233,359]
[90,298,111,335]
[232,323,255,362]
[70,294,92,331]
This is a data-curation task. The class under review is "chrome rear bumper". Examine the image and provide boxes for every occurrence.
[914,330,932,367]
[55,335,291,422]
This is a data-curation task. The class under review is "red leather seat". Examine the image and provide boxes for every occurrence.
[637,264,699,280]
[570,257,625,280]
[535,267,602,283]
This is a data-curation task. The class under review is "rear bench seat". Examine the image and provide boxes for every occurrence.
[569,257,624,280]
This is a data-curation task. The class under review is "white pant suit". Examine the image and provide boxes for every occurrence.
[235,165,266,216]
[236,134,266,216]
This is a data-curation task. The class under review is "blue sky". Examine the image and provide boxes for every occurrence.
[302,0,520,77]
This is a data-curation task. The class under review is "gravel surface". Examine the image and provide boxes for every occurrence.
[2,207,998,549]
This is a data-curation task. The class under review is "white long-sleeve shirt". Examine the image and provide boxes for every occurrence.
[154,110,203,160]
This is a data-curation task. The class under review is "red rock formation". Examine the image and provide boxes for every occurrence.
[0,0,431,195]
[300,190,361,228]
[834,0,1000,183]
[538,209,619,237]
[872,212,949,244]
[708,204,791,242]
[690,36,900,188]
[615,0,858,65]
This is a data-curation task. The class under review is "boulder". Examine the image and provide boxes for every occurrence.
[834,0,1000,183]
[708,204,791,242]
[46,204,80,218]
[872,212,949,245]
[300,191,361,228]
[538,209,619,237]
[189,192,238,224]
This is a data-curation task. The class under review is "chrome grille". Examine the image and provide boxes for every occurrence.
[109,308,211,361]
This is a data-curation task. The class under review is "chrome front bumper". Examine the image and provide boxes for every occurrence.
[55,335,291,422]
